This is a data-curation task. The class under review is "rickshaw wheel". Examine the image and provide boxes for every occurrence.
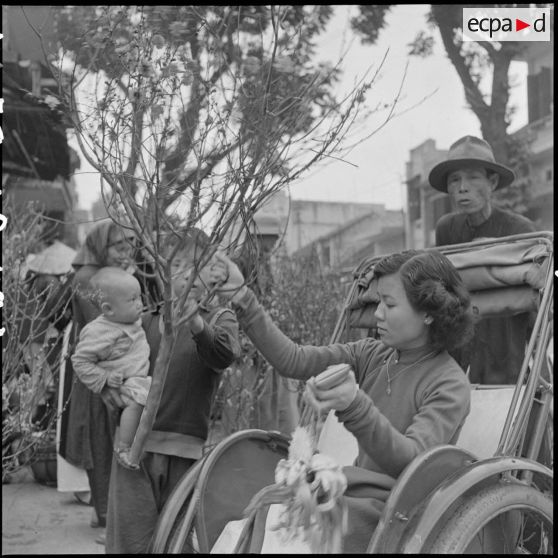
[428,482,553,554]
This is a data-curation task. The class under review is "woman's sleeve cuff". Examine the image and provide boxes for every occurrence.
[335,390,371,424]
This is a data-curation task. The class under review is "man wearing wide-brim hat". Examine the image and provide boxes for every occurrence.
[429,135,536,386]
[429,135,536,247]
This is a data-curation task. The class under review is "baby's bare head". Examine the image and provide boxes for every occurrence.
[90,267,137,301]
[89,267,142,323]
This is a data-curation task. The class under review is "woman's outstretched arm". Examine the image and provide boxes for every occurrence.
[212,253,360,380]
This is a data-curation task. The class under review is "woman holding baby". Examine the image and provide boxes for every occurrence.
[60,219,160,540]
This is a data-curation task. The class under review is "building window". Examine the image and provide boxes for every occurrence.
[528,66,552,123]
[321,243,331,267]
[407,177,421,222]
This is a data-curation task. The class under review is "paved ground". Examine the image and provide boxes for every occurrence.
[2,468,104,555]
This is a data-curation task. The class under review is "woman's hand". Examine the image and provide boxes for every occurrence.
[100,385,126,413]
[210,252,247,302]
[304,369,359,414]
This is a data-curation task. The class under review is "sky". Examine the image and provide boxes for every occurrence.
[71,4,529,212]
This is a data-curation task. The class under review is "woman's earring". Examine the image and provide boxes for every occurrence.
[424,317,433,325]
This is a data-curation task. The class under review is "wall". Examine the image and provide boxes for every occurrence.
[405,139,450,249]
[514,40,554,230]
[300,208,405,269]
[2,6,78,245]
[2,6,58,63]
[252,190,383,255]
[285,198,380,254]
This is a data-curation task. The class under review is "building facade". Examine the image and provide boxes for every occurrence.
[251,190,404,269]
[2,5,80,246]
[294,207,405,270]
[284,197,382,255]
[512,41,553,231]
[404,139,451,249]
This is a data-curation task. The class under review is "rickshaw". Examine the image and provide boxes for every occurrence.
[150,231,553,554]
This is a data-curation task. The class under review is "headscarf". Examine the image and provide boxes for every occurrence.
[72,219,135,270]
[72,219,162,313]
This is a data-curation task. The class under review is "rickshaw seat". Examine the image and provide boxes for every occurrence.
[456,384,524,460]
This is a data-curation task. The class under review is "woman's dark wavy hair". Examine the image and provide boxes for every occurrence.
[373,250,474,352]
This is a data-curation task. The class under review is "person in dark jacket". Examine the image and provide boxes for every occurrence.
[429,135,537,384]
[105,230,241,554]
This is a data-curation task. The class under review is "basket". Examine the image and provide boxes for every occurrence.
[30,434,57,486]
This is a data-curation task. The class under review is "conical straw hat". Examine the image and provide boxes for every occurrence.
[26,241,77,275]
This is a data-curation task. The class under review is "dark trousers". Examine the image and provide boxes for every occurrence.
[106,451,195,553]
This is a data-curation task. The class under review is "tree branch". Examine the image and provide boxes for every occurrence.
[123,104,146,198]
[431,6,489,119]
[163,136,248,210]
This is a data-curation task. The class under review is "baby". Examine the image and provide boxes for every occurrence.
[71,267,151,469]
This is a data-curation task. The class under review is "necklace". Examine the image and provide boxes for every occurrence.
[385,350,437,395]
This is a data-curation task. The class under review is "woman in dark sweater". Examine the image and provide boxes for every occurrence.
[213,249,475,553]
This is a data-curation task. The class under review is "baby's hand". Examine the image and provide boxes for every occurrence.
[107,371,123,388]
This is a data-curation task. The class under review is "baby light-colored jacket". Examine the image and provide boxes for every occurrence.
[71,315,150,397]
